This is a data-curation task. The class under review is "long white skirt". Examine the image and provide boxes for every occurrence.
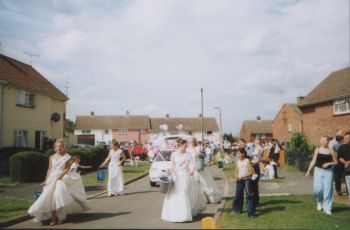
[108,165,124,196]
[161,172,205,222]
[28,174,87,222]
[197,168,223,204]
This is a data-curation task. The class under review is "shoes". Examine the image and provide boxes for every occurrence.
[317,202,322,211]
[324,211,332,215]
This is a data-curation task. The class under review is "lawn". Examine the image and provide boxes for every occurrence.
[217,195,350,229]
[82,161,150,186]
[0,196,31,222]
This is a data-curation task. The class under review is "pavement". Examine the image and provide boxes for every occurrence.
[6,166,226,229]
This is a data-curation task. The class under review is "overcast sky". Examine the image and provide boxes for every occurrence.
[1,0,349,134]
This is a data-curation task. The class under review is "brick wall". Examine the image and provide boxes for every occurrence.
[240,122,251,142]
[272,104,303,142]
[301,102,350,145]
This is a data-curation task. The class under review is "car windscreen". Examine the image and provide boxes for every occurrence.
[154,151,172,161]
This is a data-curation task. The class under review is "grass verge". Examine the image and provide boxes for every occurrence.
[0,197,31,222]
[217,195,350,229]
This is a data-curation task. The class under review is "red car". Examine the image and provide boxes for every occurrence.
[128,145,148,160]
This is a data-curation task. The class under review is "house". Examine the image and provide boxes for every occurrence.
[75,111,150,145]
[150,114,220,144]
[240,118,273,143]
[298,67,350,144]
[0,54,68,150]
[272,103,303,143]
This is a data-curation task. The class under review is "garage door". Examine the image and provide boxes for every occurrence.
[78,134,95,145]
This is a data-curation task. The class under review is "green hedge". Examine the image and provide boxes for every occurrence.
[9,151,49,182]
[0,147,35,176]
[9,147,108,182]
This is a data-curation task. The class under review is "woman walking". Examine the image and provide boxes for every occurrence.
[233,147,255,218]
[28,139,87,225]
[306,136,338,214]
[100,140,126,196]
[189,137,222,204]
[161,139,206,222]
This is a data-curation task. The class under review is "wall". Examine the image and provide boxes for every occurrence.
[301,101,350,145]
[2,87,66,148]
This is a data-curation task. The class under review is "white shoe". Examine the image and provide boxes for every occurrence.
[317,202,322,211]
[324,211,332,215]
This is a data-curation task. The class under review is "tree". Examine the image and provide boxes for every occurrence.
[223,133,238,143]
[66,119,75,133]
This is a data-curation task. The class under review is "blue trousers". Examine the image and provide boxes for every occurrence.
[233,179,254,216]
[314,167,333,212]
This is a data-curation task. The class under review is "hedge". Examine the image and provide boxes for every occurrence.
[0,147,34,176]
[9,151,49,182]
[9,147,108,182]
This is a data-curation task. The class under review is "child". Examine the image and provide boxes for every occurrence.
[70,155,92,173]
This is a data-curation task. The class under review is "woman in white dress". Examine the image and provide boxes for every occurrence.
[28,139,87,225]
[100,140,126,196]
[161,139,206,222]
[189,137,223,204]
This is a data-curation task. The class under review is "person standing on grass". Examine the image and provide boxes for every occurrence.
[338,131,350,201]
[233,147,256,218]
[28,139,88,226]
[251,139,263,213]
[330,131,345,196]
[305,136,338,215]
[100,140,126,197]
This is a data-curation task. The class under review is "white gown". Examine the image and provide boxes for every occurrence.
[189,146,223,204]
[107,149,124,196]
[161,150,206,222]
[28,154,87,222]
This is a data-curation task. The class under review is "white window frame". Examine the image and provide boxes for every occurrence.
[256,133,266,139]
[104,130,109,134]
[14,129,28,147]
[288,124,293,133]
[333,98,350,115]
[82,130,91,134]
[16,90,35,107]
[119,129,128,135]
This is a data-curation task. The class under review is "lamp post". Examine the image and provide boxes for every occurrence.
[213,106,222,150]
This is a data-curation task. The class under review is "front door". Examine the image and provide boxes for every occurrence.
[35,131,46,151]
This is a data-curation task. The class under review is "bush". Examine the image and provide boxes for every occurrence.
[0,147,35,176]
[9,151,49,182]
[67,146,108,168]
[286,133,315,172]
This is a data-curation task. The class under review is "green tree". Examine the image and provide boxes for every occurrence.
[66,119,75,133]
[223,133,238,143]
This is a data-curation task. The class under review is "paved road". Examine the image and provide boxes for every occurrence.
[7,166,226,229]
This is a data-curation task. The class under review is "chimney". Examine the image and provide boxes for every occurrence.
[257,116,261,121]
[165,114,170,118]
[126,110,130,116]
[297,96,304,104]
[199,113,202,118]
[90,111,94,116]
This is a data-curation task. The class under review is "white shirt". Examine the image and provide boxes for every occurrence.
[237,158,251,178]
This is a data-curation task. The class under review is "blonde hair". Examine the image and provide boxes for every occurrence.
[54,138,65,148]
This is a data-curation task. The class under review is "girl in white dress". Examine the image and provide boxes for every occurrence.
[161,139,206,222]
[28,139,87,225]
[189,137,223,204]
[100,140,126,196]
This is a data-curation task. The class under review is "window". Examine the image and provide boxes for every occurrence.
[16,90,35,107]
[14,130,28,147]
[82,130,91,134]
[188,131,193,135]
[206,131,213,135]
[105,130,109,134]
[170,132,178,135]
[140,129,145,134]
[334,98,350,115]
[288,124,293,133]
[256,134,266,139]
[119,129,128,135]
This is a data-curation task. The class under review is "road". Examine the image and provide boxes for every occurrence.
[7,167,226,229]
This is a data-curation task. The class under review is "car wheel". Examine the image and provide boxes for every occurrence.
[150,180,157,187]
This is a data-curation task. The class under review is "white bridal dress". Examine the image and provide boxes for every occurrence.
[189,146,223,204]
[28,154,87,222]
[161,150,206,222]
[107,149,124,196]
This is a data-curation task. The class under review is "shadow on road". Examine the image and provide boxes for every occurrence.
[65,212,132,224]
[125,190,158,196]
[85,185,105,192]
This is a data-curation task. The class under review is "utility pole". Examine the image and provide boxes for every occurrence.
[201,87,204,143]
[214,106,222,150]
[280,89,284,106]
[65,78,69,97]
[23,51,40,65]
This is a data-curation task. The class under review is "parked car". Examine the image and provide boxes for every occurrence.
[149,134,192,187]
[97,141,109,150]
[129,144,148,161]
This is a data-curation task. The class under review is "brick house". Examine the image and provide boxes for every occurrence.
[0,54,68,150]
[272,104,303,143]
[240,118,273,143]
[298,67,350,144]
[150,114,220,143]
[75,111,150,145]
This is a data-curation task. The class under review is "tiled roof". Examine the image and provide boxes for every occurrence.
[150,117,219,132]
[287,104,303,118]
[298,67,350,107]
[75,115,150,130]
[0,54,68,101]
[243,120,272,134]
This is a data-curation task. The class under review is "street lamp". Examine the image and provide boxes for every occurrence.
[213,106,222,150]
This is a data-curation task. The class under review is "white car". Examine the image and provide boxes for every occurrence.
[149,134,192,187]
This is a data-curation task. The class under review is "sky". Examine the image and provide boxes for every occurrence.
[0,0,349,135]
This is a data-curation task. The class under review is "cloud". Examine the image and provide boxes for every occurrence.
[0,0,348,134]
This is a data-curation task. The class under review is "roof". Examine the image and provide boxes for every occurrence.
[150,117,219,132]
[298,67,350,107]
[273,103,303,122]
[242,120,272,134]
[0,54,68,101]
[76,115,150,130]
